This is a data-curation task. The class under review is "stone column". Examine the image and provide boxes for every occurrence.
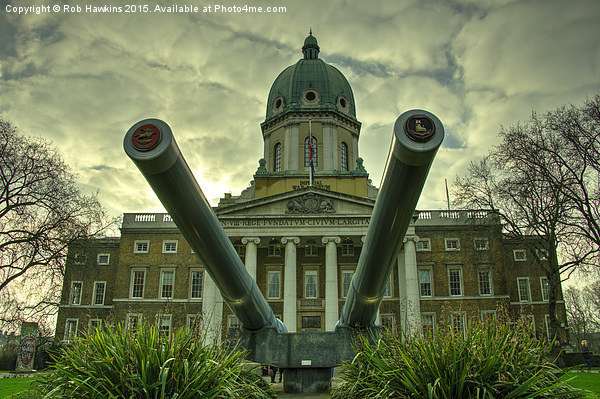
[322,122,337,170]
[242,237,260,280]
[352,135,359,171]
[322,236,341,331]
[264,135,271,171]
[284,122,300,170]
[202,273,218,344]
[403,235,421,336]
[397,254,407,331]
[282,237,300,332]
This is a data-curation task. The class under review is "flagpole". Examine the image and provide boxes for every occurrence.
[309,119,314,187]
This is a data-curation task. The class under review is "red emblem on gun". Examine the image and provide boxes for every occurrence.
[132,124,161,151]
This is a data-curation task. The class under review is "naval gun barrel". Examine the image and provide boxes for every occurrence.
[338,110,444,328]
[124,119,284,332]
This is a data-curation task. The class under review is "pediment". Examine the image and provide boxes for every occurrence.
[216,187,374,217]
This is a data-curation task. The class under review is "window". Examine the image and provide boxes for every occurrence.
[190,270,204,299]
[162,240,178,254]
[536,249,549,260]
[341,239,354,256]
[301,315,321,331]
[304,270,318,299]
[97,253,110,265]
[481,310,497,322]
[234,241,245,258]
[70,281,83,305]
[341,270,354,298]
[127,313,142,333]
[416,239,431,252]
[452,312,466,337]
[517,277,531,302]
[92,281,106,305]
[477,270,492,296]
[540,277,549,301]
[448,268,463,296]
[88,319,102,331]
[513,249,526,261]
[380,314,394,331]
[419,269,432,297]
[74,254,87,265]
[383,275,393,298]
[304,136,318,167]
[187,314,201,332]
[304,240,318,257]
[421,314,435,337]
[130,269,146,299]
[134,240,149,253]
[273,143,282,172]
[340,142,349,171]
[267,270,281,299]
[474,238,489,251]
[158,315,172,337]
[268,239,282,256]
[523,314,536,335]
[160,270,175,299]
[64,319,78,342]
[228,316,240,332]
[445,238,460,251]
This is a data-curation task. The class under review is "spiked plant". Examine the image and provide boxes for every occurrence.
[41,322,275,399]
[332,320,583,399]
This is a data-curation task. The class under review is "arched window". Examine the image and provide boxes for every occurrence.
[273,143,282,172]
[304,136,318,167]
[341,142,349,171]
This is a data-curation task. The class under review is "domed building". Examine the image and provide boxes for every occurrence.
[55,32,567,348]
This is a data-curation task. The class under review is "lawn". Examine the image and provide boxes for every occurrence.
[564,372,600,399]
[0,376,40,398]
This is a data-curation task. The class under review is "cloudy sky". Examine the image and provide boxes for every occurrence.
[1,0,599,222]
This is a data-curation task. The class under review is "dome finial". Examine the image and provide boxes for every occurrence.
[302,30,320,60]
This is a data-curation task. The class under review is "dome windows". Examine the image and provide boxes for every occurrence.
[340,142,349,171]
[272,96,285,115]
[301,89,320,106]
[337,95,350,114]
[273,143,282,172]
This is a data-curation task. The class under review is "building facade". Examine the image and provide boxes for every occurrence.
[56,33,567,343]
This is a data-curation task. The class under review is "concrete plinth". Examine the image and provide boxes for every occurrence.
[283,367,331,394]
[231,325,383,394]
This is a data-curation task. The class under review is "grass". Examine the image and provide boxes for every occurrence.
[564,373,600,399]
[0,377,40,398]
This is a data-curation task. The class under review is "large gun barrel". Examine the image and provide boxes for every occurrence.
[124,119,284,332]
[338,110,444,328]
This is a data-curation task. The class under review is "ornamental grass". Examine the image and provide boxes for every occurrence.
[41,322,275,399]
[332,320,583,399]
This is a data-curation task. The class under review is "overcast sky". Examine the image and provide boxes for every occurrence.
[1,0,599,221]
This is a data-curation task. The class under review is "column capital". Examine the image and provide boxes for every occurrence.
[403,235,419,244]
[361,235,366,243]
[281,236,300,245]
[241,237,261,245]
[322,236,341,245]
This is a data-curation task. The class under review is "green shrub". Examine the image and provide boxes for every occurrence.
[332,321,584,399]
[41,322,275,399]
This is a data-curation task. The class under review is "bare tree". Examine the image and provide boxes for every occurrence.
[453,95,600,341]
[0,117,114,333]
[565,282,600,348]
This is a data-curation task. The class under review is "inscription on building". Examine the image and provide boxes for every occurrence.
[221,217,370,227]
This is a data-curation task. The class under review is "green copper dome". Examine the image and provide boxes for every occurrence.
[265,32,357,122]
